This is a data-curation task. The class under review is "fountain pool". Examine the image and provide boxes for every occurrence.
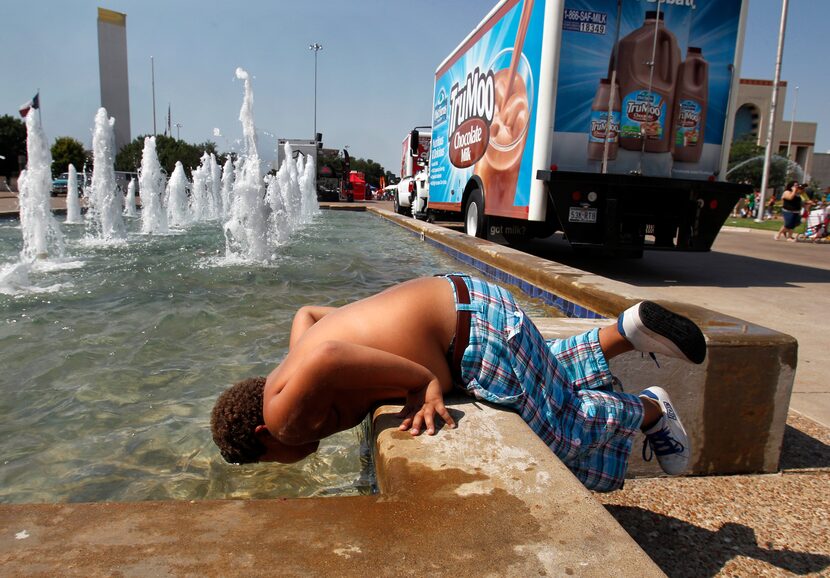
[0,210,556,504]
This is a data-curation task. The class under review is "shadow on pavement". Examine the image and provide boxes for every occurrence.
[518,234,830,289]
[605,506,830,577]
[778,424,830,470]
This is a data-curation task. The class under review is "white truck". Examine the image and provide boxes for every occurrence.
[395,127,432,218]
[419,0,751,257]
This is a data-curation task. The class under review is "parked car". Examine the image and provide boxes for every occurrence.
[51,173,70,196]
[51,172,88,197]
[316,186,339,202]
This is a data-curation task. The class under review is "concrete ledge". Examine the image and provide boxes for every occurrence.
[0,399,664,577]
[369,207,798,475]
[372,399,664,577]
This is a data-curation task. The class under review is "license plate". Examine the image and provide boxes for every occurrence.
[568,207,597,223]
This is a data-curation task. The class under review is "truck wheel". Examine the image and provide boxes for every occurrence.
[464,189,486,238]
[393,194,405,215]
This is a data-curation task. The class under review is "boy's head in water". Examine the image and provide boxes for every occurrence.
[211,376,318,464]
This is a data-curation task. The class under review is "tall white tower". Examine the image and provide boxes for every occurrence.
[97,8,131,153]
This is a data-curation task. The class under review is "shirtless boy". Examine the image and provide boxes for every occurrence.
[211,273,706,492]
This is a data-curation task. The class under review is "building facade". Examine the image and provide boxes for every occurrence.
[733,79,817,182]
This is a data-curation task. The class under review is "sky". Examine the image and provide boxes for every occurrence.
[2,0,828,176]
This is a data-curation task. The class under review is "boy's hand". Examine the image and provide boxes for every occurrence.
[396,380,456,436]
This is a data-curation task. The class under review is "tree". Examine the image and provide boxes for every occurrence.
[348,157,386,188]
[115,134,223,178]
[727,136,788,193]
[0,114,27,179]
[315,151,390,188]
[51,137,88,177]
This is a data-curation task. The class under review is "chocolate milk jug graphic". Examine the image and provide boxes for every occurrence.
[671,47,708,163]
[587,78,620,161]
[614,11,680,153]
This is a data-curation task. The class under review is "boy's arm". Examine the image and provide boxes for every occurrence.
[289,306,337,349]
[263,340,455,445]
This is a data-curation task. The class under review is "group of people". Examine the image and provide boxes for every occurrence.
[774,181,825,241]
[730,180,826,242]
[212,273,707,493]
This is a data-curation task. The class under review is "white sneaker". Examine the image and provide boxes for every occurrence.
[619,301,706,364]
[640,386,690,475]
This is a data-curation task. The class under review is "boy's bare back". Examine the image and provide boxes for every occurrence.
[260,277,458,454]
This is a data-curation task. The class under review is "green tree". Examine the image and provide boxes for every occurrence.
[115,134,222,178]
[0,114,27,180]
[348,157,386,188]
[51,137,88,177]
[315,151,389,188]
[727,136,788,193]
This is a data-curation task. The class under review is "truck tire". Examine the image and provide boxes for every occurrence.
[393,194,408,216]
[464,189,486,238]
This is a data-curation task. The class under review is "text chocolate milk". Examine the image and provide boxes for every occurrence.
[671,47,708,163]
[614,11,680,153]
[587,78,620,161]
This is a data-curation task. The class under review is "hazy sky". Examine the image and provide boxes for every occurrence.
[3,0,827,175]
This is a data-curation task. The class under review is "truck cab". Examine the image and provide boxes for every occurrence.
[395,127,431,217]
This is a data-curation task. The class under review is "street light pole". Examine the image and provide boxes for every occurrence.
[757,0,789,222]
[309,43,323,141]
[175,123,182,140]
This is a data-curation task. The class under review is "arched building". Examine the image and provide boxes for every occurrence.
[732,79,817,181]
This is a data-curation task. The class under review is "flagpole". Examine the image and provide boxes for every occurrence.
[151,56,157,136]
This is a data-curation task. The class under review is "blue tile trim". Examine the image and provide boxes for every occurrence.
[400,226,606,320]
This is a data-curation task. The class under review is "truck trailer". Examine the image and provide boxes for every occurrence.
[423,0,751,256]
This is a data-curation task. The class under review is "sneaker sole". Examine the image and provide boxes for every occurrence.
[638,302,706,364]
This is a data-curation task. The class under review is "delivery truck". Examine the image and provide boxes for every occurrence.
[423,0,751,256]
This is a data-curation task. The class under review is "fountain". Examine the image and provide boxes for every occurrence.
[223,67,271,262]
[17,109,64,260]
[190,153,214,222]
[166,161,190,228]
[65,164,83,224]
[124,178,138,218]
[87,108,126,242]
[139,136,169,234]
[220,157,235,219]
[0,66,414,504]
[209,153,223,219]
[726,154,805,183]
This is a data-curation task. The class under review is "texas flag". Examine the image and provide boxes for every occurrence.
[18,93,40,118]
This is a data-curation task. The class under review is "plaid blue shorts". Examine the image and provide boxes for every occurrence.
[442,274,644,492]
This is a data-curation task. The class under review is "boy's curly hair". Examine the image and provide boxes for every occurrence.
[211,376,267,464]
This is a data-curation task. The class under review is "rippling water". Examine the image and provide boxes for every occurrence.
[0,211,556,504]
